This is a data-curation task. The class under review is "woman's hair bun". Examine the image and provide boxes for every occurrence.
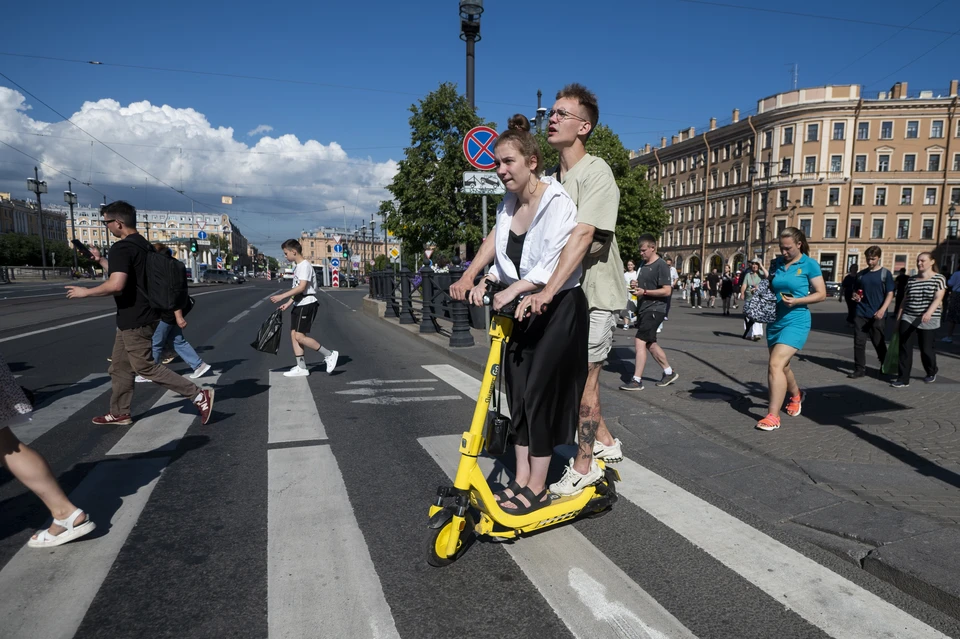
[507,114,531,132]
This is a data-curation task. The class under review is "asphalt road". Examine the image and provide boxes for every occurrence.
[0,279,958,639]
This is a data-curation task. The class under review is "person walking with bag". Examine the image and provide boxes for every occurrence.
[740,259,766,340]
[756,227,826,431]
[690,271,703,308]
[720,265,734,315]
[135,243,211,383]
[892,253,946,387]
[848,246,894,379]
[1,353,96,548]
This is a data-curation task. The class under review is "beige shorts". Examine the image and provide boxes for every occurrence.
[588,309,617,363]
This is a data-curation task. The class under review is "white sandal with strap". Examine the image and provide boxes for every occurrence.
[27,509,96,548]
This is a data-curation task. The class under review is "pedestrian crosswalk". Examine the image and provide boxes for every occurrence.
[0,361,953,639]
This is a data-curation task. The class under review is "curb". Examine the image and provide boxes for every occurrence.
[364,295,960,623]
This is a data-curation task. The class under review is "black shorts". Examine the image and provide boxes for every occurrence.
[635,310,664,343]
[291,302,319,334]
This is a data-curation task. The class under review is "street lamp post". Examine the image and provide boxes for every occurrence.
[26,166,48,279]
[64,182,79,271]
[459,1,483,110]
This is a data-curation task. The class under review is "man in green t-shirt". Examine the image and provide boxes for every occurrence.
[523,84,627,496]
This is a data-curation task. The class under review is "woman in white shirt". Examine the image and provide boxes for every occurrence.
[622,260,638,329]
[467,115,586,515]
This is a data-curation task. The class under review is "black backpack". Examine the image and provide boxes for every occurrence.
[134,244,189,312]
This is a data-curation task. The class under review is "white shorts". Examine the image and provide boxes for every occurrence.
[588,309,617,363]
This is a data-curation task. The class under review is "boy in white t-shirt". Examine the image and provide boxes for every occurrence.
[269,239,339,377]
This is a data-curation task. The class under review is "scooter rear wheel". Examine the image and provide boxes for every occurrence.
[425,512,475,567]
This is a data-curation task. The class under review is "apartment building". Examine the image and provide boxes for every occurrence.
[630,80,960,280]
[300,227,398,269]
[0,195,67,243]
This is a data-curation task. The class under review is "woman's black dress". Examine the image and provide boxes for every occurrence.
[503,230,588,457]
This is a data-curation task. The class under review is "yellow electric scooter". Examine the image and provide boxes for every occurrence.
[426,287,620,567]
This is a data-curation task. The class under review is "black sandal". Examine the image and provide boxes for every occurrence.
[501,487,551,515]
[494,480,521,503]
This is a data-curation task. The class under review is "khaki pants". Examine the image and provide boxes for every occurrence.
[109,325,199,416]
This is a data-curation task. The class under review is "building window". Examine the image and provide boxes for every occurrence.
[776,219,787,236]
[732,223,739,242]
[928,154,941,171]
[802,188,813,207]
[849,218,862,238]
[326,245,331,253]
[711,148,719,164]
[931,120,944,138]
[875,188,887,206]
[903,154,916,171]
[719,225,726,242]
[957,119,960,137]
[721,200,727,216]
[857,121,870,140]
[799,218,812,237]
[880,121,893,139]
[872,218,885,239]
[783,126,794,145]
[921,219,935,240]
[924,188,937,205]
[723,171,730,186]
[763,130,773,149]
[901,187,913,205]
[906,121,919,138]
[710,202,717,218]
[733,198,741,215]
[853,188,864,206]
[854,155,866,172]
[878,154,890,172]
[830,155,842,173]
[804,156,817,174]
[778,190,789,209]
[824,218,838,239]
[894,254,908,271]
[781,157,792,175]
[952,187,960,204]
[829,187,840,206]
[734,165,742,184]
[723,145,730,160]
[708,227,714,243]
[897,219,910,239]
[954,153,960,171]
[832,122,845,140]
[806,123,819,141]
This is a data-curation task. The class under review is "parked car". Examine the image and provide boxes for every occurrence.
[825,281,841,298]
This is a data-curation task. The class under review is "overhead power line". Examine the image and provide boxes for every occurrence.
[0,138,110,200]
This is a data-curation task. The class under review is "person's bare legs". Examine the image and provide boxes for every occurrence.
[648,342,671,372]
[0,427,86,537]
[767,344,799,416]
[631,339,649,379]
[290,330,304,357]
[573,362,613,475]
[502,454,550,510]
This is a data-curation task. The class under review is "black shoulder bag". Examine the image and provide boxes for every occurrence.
[484,344,513,456]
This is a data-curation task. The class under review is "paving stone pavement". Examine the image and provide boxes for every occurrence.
[610,295,960,525]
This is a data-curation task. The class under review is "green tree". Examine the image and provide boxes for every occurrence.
[535,125,666,264]
[208,234,235,267]
[379,82,500,257]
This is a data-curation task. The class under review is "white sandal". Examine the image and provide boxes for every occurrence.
[27,508,96,548]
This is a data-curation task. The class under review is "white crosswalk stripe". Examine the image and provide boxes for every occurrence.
[11,374,111,445]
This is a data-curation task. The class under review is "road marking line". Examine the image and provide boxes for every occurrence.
[251,299,265,309]
[0,287,239,344]
[228,310,249,323]
[347,378,437,385]
[268,371,326,443]
[336,387,435,396]
[424,364,509,417]
[107,373,221,456]
[419,434,696,639]
[12,374,111,445]
[318,288,355,311]
[0,292,65,301]
[0,457,167,639]
[351,395,460,405]
[268,445,399,639]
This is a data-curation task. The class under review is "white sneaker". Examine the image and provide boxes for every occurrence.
[190,363,212,380]
[549,458,603,497]
[283,366,309,378]
[324,350,339,374]
[134,375,151,383]
[593,438,623,463]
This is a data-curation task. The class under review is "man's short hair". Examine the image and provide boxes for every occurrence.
[101,201,137,228]
[556,83,599,140]
[637,233,657,247]
[281,239,302,254]
[864,245,882,259]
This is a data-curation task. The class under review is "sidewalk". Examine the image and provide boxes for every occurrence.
[364,294,960,622]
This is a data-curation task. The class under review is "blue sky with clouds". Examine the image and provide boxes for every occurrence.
[1,0,958,251]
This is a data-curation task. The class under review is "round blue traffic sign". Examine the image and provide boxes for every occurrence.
[216,256,223,263]
[198,231,208,240]
[330,258,340,268]
[463,126,498,170]
[333,244,342,253]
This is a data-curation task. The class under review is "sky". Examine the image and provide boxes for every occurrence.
[1,0,958,257]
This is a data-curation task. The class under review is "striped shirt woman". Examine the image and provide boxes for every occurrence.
[893,252,947,387]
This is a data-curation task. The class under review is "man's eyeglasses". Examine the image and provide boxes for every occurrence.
[102,219,117,226]
[547,108,587,123]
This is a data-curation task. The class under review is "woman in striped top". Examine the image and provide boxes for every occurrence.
[892,252,947,387]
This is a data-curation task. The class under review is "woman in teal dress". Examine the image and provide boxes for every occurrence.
[756,227,826,431]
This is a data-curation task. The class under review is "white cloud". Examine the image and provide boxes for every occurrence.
[247,124,273,137]
[0,87,397,252]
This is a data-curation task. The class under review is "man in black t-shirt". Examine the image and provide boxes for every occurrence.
[706,268,720,308]
[66,201,214,426]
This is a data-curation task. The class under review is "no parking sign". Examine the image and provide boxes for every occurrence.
[462,126,498,171]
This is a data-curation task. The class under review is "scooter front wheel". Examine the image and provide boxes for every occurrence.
[425,512,475,567]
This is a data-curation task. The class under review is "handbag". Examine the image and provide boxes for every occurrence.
[881,332,900,375]
[743,279,778,324]
[250,309,284,355]
[484,344,513,456]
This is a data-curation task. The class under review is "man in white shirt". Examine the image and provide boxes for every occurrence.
[270,239,339,377]
[665,258,679,320]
